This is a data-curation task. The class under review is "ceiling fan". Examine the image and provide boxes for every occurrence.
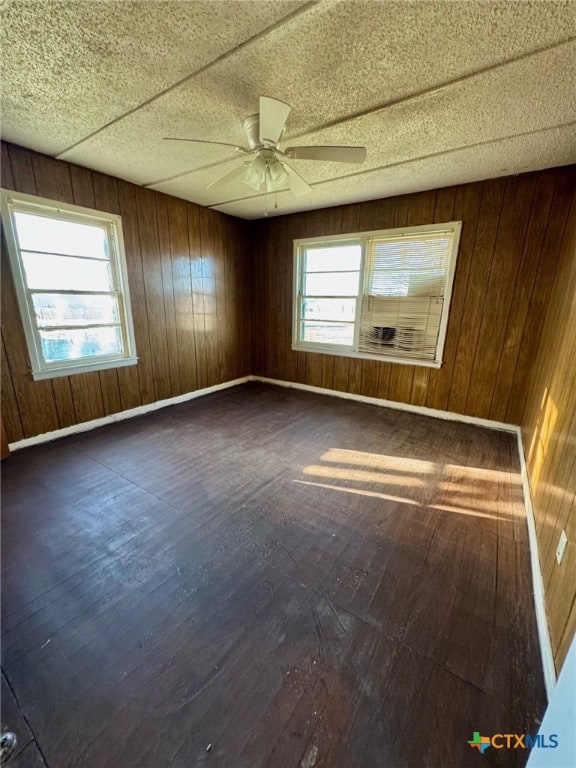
[163,96,367,198]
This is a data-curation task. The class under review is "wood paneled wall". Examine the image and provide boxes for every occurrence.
[1,142,252,442]
[521,182,576,673]
[252,166,576,424]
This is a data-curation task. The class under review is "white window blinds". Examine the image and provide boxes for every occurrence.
[359,230,456,360]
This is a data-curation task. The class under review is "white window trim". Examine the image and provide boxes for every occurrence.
[292,221,462,368]
[1,189,138,380]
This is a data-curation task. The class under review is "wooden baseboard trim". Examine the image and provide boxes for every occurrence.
[8,376,250,451]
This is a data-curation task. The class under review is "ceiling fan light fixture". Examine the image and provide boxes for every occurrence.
[268,159,289,189]
[244,156,267,191]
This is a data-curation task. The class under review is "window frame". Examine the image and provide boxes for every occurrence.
[1,189,138,381]
[292,221,462,368]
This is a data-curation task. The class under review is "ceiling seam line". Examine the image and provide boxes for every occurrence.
[287,35,576,139]
[205,119,576,209]
[54,0,320,159]
[143,155,241,188]
[139,35,576,189]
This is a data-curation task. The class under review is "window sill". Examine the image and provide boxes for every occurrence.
[31,356,138,381]
[292,344,442,369]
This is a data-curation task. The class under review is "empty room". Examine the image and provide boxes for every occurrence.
[1,1,575,767]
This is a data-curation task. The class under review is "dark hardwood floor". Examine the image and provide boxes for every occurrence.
[1,382,545,767]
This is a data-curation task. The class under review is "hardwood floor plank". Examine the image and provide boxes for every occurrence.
[7,742,48,768]
[1,672,33,760]
[1,383,544,768]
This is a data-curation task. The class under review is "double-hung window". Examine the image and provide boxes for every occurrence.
[1,190,137,380]
[293,222,462,367]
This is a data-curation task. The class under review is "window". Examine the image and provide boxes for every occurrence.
[1,190,137,380]
[293,222,462,367]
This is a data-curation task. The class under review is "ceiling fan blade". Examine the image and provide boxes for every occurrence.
[259,96,291,145]
[163,137,247,151]
[207,164,247,194]
[284,145,367,163]
[283,162,313,197]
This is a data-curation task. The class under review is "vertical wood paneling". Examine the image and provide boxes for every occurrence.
[168,197,198,394]
[252,168,575,427]
[251,220,266,377]
[229,218,244,379]
[506,170,576,424]
[490,172,556,422]
[1,146,24,444]
[465,175,537,418]
[521,182,576,674]
[1,142,251,442]
[264,217,278,381]
[215,213,231,382]
[7,144,36,194]
[135,187,172,400]
[305,352,324,388]
[156,195,182,394]
[242,216,253,376]
[446,179,503,414]
[1,142,15,191]
[1,337,23,442]
[92,173,140,412]
[273,216,287,381]
[187,204,209,390]
[263,218,277,381]
[199,208,222,386]
[429,182,482,411]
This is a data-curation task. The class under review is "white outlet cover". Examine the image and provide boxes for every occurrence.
[556,529,568,565]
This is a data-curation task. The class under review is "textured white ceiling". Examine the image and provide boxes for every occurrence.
[2,0,576,219]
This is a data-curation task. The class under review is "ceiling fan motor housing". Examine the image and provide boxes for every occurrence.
[241,112,289,192]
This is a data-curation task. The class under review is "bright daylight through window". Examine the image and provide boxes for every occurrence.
[1,190,137,380]
[293,222,462,367]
